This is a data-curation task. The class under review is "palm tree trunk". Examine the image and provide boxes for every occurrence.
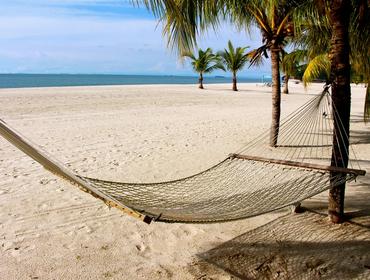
[328,0,351,224]
[232,72,237,91]
[199,73,204,89]
[270,48,281,147]
[364,82,370,122]
[283,75,289,94]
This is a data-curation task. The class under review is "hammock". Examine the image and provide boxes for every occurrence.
[0,90,366,224]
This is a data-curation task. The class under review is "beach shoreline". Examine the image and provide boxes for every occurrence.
[0,73,271,90]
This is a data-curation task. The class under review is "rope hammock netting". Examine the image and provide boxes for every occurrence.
[0,89,366,224]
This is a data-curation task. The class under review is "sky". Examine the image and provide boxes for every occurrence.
[0,0,271,77]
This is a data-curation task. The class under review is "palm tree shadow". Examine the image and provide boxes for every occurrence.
[350,114,367,124]
[350,129,370,145]
[205,86,272,94]
[189,212,370,279]
[303,175,370,229]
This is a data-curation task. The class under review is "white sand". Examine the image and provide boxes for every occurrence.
[0,82,369,279]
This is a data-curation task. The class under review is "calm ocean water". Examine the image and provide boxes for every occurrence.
[0,74,268,89]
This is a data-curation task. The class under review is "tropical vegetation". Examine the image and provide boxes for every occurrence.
[217,41,249,91]
[182,48,224,89]
[137,0,370,224]
[281,50,305,94]
[233,1,301,146]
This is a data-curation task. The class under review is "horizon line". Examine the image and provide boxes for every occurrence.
[0,72,272,78]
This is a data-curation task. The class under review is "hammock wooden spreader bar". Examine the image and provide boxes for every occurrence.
[229,154,366,176]
[0,119,153,224]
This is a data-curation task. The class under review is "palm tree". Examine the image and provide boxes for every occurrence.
[324,0,352,224]
[365,87,370,122]
[183,48,224,89]
[218,41,249,91]
[138,0,303,147]
[297,0,370,223]
[138,0,369,223]
[281,50,304,94]
[292,1,369,222]
[231,1,299,146]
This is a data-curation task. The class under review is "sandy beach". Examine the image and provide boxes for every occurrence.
[0,82,369,279]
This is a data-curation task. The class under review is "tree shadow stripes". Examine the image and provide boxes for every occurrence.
[191,212,370,279]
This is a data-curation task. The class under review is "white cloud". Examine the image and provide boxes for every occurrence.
[0,0,271,76]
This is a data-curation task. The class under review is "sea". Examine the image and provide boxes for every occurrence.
[0,74,270,89]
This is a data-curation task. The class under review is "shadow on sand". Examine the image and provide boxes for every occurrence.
[350,129,370,145]
[350,113,368,124]
[189,212,370,279]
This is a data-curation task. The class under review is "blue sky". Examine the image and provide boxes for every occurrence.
[0,0,271,77]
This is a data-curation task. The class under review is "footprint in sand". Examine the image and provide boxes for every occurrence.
[2,241,15,251]
[0,189,8,195]
[10,245,22,257]
[135,244,146,252]
[39,178,49,185]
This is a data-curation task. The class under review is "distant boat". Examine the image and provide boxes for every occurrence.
[214,75,226,78]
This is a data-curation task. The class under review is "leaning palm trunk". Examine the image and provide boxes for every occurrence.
[328,0,351,224]
[283,75,289,94]
[270,48,281,147]
[364,82,370,122]
[232,72,237,91]
[199,73,204,89]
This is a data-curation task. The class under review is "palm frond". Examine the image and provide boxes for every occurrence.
[281,49,307,76]
[218,41,250,73]
[248,45,269,66]
[247,49,265,67]
[182,47,222,75]
[247,6,271,34]
[276,13,291,36]
[137,0,221,54]
[205,62,225,73]
[182,52,196,60]
[302,54,330,86]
